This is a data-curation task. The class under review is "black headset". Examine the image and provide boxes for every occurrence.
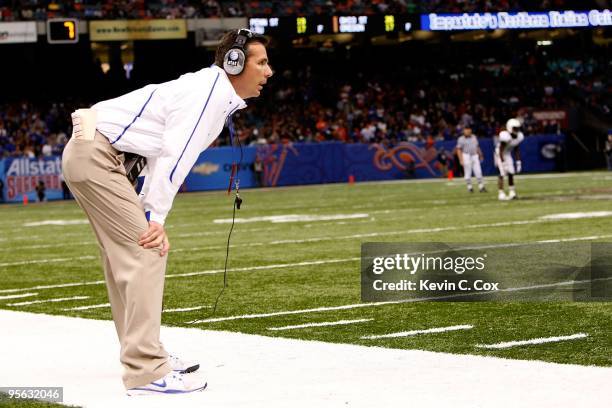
[223,29,253,76]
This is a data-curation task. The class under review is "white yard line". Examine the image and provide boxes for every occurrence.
[268,318,373,331]
[3,233,612,297]
[0,258,359,294]
[0,255,96,268]
[0,292,37,300]
[166,258,360,278]
[171,219,548,254]
[62,303,111,311]
[0,231,92,241]
[189,276,612,324]
[163,306,211,313]
[540,211,612,220]
[0,280,105,295]
[0,240,96,251]
[476,333,589,350]
[7,295,89,306]
[1,309,611,408]
[23,219,89,227]
[361,325,474,339]
[213,213,370,224]
[190,303,389,324]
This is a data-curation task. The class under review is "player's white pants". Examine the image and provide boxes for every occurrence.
[494,150,515,176]
[462,153,482,183]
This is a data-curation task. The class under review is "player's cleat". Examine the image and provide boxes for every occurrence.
[169,354,200,373]
[508,190,517,200]
[479,187,487,193]
[468,186,474,193]
[126,371,207,396]
[498,191,508,201]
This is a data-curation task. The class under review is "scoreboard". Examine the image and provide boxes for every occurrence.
[47,19,79,44]
[249,15,418,36]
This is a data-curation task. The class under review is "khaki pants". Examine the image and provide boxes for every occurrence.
[62,131,171,389]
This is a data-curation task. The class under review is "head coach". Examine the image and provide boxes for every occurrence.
[61,29,273,395]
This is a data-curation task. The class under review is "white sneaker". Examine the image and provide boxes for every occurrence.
[508,190,517,200]
[169,354,200,373]
[498,191,508,201]
[127,371,207,396]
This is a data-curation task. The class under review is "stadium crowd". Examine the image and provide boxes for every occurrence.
[0,49,607,157]
[231,50,607,146]
[1,0,608,20]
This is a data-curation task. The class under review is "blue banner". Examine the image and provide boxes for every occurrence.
[2,156,64,203]
[182,133,565,190]
[421,10,611,31]
[0,134,565,201]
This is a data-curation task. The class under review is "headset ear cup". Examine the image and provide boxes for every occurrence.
[223,48,246,75]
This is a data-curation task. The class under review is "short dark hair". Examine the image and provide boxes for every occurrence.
[214,29,268,69]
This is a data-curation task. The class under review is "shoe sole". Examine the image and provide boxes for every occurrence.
[173,364,200,374]
[127,382,207,396]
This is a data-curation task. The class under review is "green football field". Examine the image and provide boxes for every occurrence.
[1,171,611,371]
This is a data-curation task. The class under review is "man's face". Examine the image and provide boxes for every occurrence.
[463,127,472,137]
[237,42,273,99]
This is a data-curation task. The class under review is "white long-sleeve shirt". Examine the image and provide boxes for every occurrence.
[93,65,246,225]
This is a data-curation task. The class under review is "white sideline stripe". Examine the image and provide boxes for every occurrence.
[476,333,589,350]
[0,255,96,267]
[188,276,612,324]
[0,292,37,300]
[268,318,373,331]
[63,303,111,311]
[3,309,611,408]
[361,325,474,339]
[163,306,210,313]
[7,296,89,306]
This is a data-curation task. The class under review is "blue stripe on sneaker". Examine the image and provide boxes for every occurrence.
[169,72,220,183]
[110,89,157,145]
[129,383,207,394]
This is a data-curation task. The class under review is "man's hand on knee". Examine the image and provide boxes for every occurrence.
[138,221,171,257]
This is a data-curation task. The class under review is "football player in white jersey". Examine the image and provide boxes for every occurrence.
[495,118,524,200]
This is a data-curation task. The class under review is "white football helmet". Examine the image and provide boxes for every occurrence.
[506,118,522,134]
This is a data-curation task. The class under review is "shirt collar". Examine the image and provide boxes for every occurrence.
[211,65,247,110]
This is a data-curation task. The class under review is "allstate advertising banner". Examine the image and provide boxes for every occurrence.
[0,134,564,200]
[2,157,63,202]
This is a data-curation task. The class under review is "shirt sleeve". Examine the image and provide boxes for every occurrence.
[141,72,224,225]
[456,137,464,150]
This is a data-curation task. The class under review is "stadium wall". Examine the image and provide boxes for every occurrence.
[0,134,564,202]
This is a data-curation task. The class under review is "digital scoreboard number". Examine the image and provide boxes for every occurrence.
[333,15,415,34]
[248,15,416,36]
[47,19,79,44]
